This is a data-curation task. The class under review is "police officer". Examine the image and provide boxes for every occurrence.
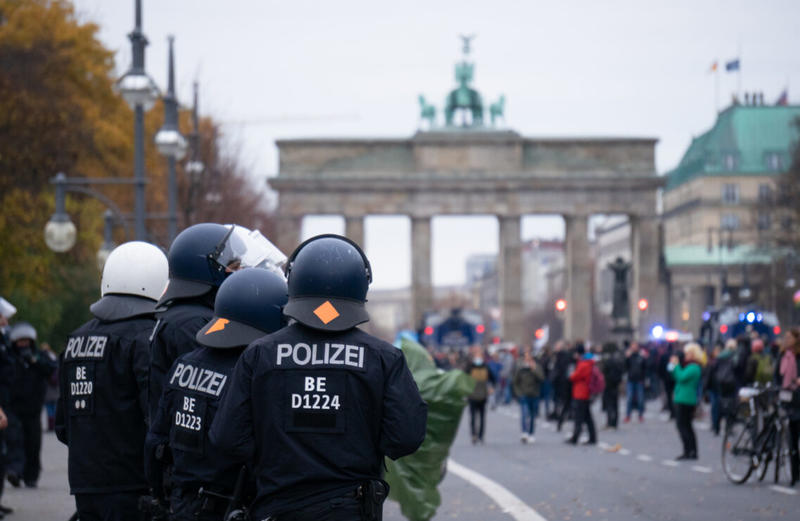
[5,321,57,488]
[147,268,288,520]
[210,234,427,521]
[54,241,168,521]
[149,223,247,422]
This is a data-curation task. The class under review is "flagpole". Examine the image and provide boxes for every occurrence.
[715,67,720,112]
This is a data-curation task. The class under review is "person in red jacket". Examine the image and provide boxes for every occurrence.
[566,344,597,445]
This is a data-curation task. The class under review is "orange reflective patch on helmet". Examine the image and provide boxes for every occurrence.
[205,318,230,335]
[313,301,340,325]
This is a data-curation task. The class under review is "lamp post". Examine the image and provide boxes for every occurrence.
[115,0,158,240]
[155,36,187,242]
[184,81,205,224]
[44,173,77,252]
[96,210,117,270]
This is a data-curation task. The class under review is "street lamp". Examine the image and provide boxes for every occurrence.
[96,210,117,270]
[185,81,204,183]
[154,35,187,242]
[115,0,158,240]
[44,173,77,252]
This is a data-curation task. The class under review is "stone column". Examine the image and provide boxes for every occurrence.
[275,215,303,257]
[344,215,365,248]
[410,216,433,330]
[630,215,665,338]
[564,214,592,340]
[498,215,524,346]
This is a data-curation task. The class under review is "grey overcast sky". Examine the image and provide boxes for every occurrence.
[73,0,800,289]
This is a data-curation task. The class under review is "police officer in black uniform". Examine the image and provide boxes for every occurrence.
[210,234,427,521]
[55,241,169,521]
[146,268,288,520]
[149,223,247,422]
[5,321,56,489]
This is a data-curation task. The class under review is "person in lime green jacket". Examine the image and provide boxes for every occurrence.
[669,342,705,460]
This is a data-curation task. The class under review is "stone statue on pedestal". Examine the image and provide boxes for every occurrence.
[609,256,633,334]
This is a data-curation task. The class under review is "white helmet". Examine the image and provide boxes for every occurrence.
[101,241,169,301]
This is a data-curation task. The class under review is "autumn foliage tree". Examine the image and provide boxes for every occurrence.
[0,0,272,348]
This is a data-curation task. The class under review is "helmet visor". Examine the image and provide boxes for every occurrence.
[208,225,248,274]
[230,227,288,276]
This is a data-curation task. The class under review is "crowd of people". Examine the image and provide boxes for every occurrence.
[432,329,800,486]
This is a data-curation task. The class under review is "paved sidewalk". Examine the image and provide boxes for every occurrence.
[3,430,74,520]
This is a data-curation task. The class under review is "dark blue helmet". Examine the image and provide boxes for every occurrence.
[283,234,371,332]
[158,223,246,306]
[196,268,288,348]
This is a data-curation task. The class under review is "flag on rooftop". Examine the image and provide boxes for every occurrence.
[725,59,740,72]
[709,61,718,73]
[776,89,788,106]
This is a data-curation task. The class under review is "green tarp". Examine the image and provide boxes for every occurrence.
[384,339,474,521]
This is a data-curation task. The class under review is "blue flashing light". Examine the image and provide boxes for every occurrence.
[739,313,746,322]
[702,311,711,321]
[756,313,763,323]
[746,312,756,323]
[651,324,665,340]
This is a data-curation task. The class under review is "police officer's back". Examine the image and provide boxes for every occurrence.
[146,268,288,520]
[54,241,168,521]
[149,223,247,421]
[210,235,427,521]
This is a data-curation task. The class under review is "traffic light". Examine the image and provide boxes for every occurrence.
[534,328,545,339]
[555,299,567,312]
[637,298,648,312]
[423,326,434,336]
[475,324,485,334]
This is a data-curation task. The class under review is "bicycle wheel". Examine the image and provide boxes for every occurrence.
[722,419,756,484]
[775,425,793,484]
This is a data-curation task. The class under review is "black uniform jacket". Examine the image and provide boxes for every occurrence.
[148,299,214,421]
[209,323,427,518]
[55,315,152,494]
[146,346,243,491]
[9,343,57,416]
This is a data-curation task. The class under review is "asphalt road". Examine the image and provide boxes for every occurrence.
[4,402,797,521]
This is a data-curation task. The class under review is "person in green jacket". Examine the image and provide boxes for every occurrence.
[670,342,705,460]
[512,348,545,444]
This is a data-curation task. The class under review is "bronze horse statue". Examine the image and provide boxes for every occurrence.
[444,62,483,126]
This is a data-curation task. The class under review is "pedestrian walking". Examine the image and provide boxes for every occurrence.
[40,343,59,432]
[565,344,597,445]
[147,268,288,520]
[670,342,705,460]
[55,241,168,521]
[624,342,646,423]
[601,343,624,429]
[778,328,800,487]
[5,322,56,488]
[209,234,426,521]
[465,345,495,444]
[538,345,554,417]
[554,341,574,430]
[703,343,724,435]
[512,348,544,443]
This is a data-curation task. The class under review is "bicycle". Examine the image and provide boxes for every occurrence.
[721,385,791,485]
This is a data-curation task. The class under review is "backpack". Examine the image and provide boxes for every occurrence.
[754,354,774,386]
[589,366,606,397]
[715,357,737,393]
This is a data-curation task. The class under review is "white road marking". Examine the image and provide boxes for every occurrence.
[661,460,680,467]
[598,441,611,450]
[618,448,631,456]
[770,485,797,496]
[448,458,549,521]
[636,454,653,462]
[691,465,712,474]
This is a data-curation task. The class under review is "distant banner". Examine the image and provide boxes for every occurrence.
[725,59,740,72]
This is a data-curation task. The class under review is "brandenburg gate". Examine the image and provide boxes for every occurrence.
[268,39,665,345]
